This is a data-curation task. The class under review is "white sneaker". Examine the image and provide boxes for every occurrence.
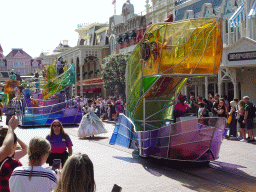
[240,139,247,142]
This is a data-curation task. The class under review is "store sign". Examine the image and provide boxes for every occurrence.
[228,51,256,61]
[77,78,104,86]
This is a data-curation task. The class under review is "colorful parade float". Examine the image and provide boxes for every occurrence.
[110,18,227,162]
[10,59,82,127]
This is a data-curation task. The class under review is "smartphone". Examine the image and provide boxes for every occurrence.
[111,184,122,192]
[52,159,61,171]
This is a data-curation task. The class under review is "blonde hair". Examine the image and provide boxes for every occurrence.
[28,137,51,181]
[55,153,95,192]
[238,100,245,109]
[230,101,236,108]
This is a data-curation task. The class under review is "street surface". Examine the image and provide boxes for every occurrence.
[1,116,256,192]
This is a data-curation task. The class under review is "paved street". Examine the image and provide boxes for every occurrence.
[1,116,256,191]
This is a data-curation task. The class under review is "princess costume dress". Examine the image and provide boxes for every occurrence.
[78,106,107,138]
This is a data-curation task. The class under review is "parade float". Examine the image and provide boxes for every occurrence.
[12,60,82,126]
[110,18,227,162]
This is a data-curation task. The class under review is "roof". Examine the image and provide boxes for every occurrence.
[95,27,109,34]
[5,48,32,59]
[0,44,3,52]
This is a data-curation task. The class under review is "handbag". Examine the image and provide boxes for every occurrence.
[227,115,232,124]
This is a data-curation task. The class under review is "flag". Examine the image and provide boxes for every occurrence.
[112,0,116,4]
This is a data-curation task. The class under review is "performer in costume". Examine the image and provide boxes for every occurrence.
[78,99,107,138]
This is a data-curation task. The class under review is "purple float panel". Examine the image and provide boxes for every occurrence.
[109,114,226,162]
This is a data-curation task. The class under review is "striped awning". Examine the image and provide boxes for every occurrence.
[229,3,246,28]
[248,1,256,19]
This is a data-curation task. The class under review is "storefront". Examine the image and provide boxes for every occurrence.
[77,78,105,98]
[182,37,256,104]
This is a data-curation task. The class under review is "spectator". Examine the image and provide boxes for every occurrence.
[214,93,220,100]
[0,126,22,192]
[46,120,73,166]
[10,137,57,192]
[197,96,203,103]
[198,103,204,117]
[223,95,230,110]
[208,95,213,104]
[173,95,189,122]
[212,99,219,117]
[233,99,242,140]
[0,116,19,162]
[228,101,237,139]
[116,100,123,119]
[111,100,116,120]
[189,96,197,114]
[215,98,226,118]
[202,98,211,113]
[243,96,255,142]
[237,100,246,142]
[54,153,95,192]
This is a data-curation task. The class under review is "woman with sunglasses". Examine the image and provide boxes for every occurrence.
[215,98,227,118]
[46,120,73,166]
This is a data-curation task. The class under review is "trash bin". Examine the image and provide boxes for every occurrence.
[6,107,15,126]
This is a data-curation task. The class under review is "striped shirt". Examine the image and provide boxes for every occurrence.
[9,166,57,192]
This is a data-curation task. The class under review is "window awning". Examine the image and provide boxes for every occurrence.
[129,30,136,39]
[122,33,129,41]
[116,36,122,43]
[229,3,246,28]
[248,1,256,19]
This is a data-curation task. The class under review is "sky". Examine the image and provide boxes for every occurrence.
[0,0,146,58]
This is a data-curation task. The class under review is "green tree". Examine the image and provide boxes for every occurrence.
[101,54,130,97]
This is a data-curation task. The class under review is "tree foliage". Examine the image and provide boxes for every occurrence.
[101,53,130,97]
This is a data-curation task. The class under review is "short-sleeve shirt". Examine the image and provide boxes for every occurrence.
[0,157,22,192]
[245,102,254,119]
[218,106,226,117]
[9,166,57,192]
[46,133,73,153]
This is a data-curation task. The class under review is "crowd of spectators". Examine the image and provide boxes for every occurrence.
[80,95,126,122]
[0,116,96,192]
[0,93,255,191]
[186,93,255,143]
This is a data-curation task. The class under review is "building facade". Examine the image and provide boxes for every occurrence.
[0,45,43,75]
[109,0,147,55]
[43,24,109,98]
[145,0,175,24]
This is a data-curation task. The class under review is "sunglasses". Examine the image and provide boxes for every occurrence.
[53,124,61,127]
